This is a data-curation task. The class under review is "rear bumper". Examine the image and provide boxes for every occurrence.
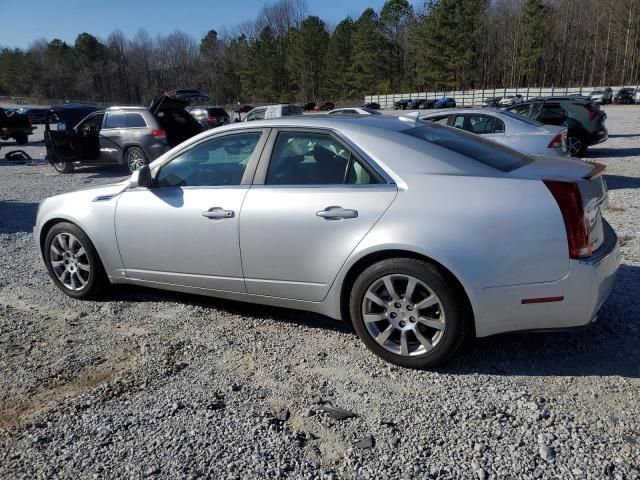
[475,221,620,337]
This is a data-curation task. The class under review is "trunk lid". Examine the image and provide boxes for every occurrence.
[511,156,608,254]
[149,90,210,114]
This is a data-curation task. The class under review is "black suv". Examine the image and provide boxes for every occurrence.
[188,106,230,129]
[506,96,607,155]
[614,87,637,104]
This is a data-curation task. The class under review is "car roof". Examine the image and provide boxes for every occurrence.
[217,114,416,132]
[106,106,148,111]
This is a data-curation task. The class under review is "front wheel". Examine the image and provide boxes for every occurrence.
[52,161,74,174]
[349,258,466,369]
[44,222,107,299]
[125,146,148,174]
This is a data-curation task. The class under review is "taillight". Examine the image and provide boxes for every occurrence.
[207,116,217,122]
[151,129,166,139]
[548,133,563,149]
[544,180,592,259]
[584,103,598,121]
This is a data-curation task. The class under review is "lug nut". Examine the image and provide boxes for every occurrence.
[390,312,397,319]
[394,302,401,308]
[399,321,406,328]
[407,305,414,311]
[410,316,416,322]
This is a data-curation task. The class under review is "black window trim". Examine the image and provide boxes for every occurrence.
[252,127,395,187]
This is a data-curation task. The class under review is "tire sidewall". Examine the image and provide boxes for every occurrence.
[349,258,466,369]
[52,161,74,174]
[43,223,104,299]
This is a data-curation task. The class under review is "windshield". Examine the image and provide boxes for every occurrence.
[500,110,544,127]
[402,124,532,172]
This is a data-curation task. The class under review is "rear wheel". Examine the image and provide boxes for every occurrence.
[125,146,148,174]
[566,136,585,156]
[52,161,74,174]
[14,133,28,145]
[44,222,107,299]
[350,258,466,369]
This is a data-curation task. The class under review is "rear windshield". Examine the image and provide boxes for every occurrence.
[500,110,544,127]
[402,124,532,172]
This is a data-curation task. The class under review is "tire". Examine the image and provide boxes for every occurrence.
[566,136,586,156]
[14,133,28,145]
[52,161,74,174]
[349,258,467,369]
[125,146,148,174]
[43,222,108,299]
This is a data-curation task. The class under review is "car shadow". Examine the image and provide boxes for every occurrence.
[0,200,39,234]
[604,174,640,190]
[584,147,640,158]
[608,134,640,138]
[76,165,129,180]
[98,263,639,377]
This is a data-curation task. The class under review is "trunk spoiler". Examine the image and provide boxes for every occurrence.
[583,162,606,179]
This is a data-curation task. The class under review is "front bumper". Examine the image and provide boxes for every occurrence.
[475,221,620,337]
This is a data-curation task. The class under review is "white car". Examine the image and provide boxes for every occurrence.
[499,95,524,107]
[244,104,303,122]
[407,109,569,156]
[328,107,383,115]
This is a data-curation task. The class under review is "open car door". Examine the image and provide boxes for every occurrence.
[45,113,80,165]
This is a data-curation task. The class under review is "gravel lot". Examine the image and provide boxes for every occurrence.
[0,107,639,479]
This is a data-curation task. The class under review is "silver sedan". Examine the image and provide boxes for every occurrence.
[409,109,569,156]
[35,116,620,368]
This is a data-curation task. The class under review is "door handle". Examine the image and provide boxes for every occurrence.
[316,206,358,220]
[202,207,235,219]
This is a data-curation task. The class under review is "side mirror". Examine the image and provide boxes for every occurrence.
[129,164,153,188]
[57,122,67,131]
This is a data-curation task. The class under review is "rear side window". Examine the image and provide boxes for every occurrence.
[125,113,147,128]
[265,132,382,185]
[402,124,532,172]
[104,112,125,128]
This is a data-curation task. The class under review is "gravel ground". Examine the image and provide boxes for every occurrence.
[0,108,639,479]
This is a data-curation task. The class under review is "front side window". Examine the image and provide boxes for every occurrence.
[156,132,262,188]
[246,109,266,122]
[265,132,381,185]
[104,112,125,129]
[79,114,104,133]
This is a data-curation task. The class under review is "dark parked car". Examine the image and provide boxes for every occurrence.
[393,99,413,110]
[45,90,207,174]
[362,102,380,110]
[189,106,230,129]
[318,102,335,111]
[481,97,502,108]
[506,96,607,155]
[418,99,437,110]
[434,97,457,108]
[16,107,49,124]
[302,102,316,111]
[0,107,34,144]
[614,87,637,104]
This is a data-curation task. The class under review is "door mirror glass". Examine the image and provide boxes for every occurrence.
[130,164,153,188]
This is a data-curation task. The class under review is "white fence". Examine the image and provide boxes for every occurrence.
[365,85,638,109]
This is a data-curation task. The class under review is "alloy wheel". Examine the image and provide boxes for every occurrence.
[49,232,90,291]
[566,136,583,156]
[362,274,446,357]
[126,149,146,172]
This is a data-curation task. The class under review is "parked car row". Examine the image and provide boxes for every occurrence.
[393,98,457,110]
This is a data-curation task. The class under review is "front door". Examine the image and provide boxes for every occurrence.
[115,129,268,292]
[240,129,397,301]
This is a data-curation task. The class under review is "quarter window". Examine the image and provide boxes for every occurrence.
[265,132,381,185]
[156,132,262,188]
[125,113,147,128]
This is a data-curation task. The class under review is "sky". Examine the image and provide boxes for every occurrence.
[0,0,416,49]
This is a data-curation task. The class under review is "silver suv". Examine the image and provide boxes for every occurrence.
[45,90,207,174]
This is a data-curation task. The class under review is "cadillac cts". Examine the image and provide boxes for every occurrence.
[34,116,620,368]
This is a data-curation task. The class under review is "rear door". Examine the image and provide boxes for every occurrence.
[100,111,127,163]
[239,129,397,301]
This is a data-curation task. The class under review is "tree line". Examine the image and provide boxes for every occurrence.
[1,0,639,106]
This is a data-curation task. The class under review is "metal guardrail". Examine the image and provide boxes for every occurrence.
[364,85,640,109]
